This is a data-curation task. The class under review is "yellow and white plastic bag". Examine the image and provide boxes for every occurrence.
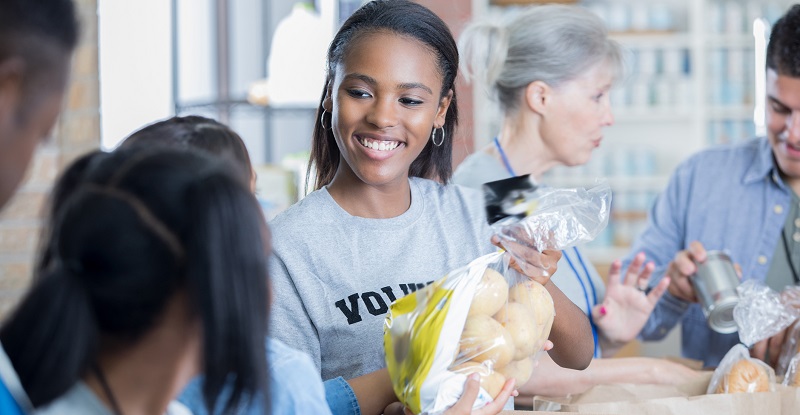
[383,251,554,414]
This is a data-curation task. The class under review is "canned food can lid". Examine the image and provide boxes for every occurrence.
[705,250,732,262]
[708,299,739,334]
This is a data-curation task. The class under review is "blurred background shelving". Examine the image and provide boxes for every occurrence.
[475,0,793,267]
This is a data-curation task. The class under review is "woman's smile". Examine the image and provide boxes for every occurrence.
[355,133,404,153]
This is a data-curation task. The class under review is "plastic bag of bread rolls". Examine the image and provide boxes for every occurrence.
[733,280,800,349]
[483,176,611,277]
[383,250,554,415]
[775,286,800,377]
[776,320,800,377]
[708,344,775,394]
[781,351,800,387]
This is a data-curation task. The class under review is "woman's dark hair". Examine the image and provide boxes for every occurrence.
[120,115,254,186]
[0,146,270,413]
[767,4,800,77]
[0,0,79,119]
[309,0,460,190]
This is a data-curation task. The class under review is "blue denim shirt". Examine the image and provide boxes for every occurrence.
[623,138,792,368]
[178,337,340,415]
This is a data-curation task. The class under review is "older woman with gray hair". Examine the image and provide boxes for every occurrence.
[453,4,701,398]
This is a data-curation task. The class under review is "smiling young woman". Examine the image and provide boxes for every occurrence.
[267,1,594,415]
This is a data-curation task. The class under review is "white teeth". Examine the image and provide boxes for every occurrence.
[359,137,399,151]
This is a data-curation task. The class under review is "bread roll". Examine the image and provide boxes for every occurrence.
[468,268,509,317]
[716,359,770,393]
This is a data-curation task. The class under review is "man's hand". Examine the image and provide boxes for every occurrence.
[751,326,789,368]
[665,241,707,302]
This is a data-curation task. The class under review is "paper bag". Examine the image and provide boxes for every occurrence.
[531,372,800,414]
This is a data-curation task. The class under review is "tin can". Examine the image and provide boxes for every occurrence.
[691,251,740,334]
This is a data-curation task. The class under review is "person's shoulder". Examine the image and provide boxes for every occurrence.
[411,177,483,205]
[452,150,506,189]
[269,188,329,229]
[267,337,316,367]
[266,338,330,415]
[166,401,193,415]
[673,138,762,177]
[686,137,762,163]
[34,384,103,415]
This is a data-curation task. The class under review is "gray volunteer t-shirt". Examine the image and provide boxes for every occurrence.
[269,177,495,381]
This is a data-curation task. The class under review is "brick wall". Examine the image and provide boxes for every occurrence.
[0,0,100,319]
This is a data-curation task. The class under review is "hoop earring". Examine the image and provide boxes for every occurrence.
[431,126,445,147]
[320,109,331,129]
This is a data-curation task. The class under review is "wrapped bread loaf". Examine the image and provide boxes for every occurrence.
[781,352,800,387]
[708,344,775,395]
[715,359,771,393]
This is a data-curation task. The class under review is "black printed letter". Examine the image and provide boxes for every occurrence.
[334,294,362,324]
[362,291,388,316]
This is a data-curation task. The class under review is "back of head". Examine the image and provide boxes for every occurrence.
[1,146,270,412]
[767,4,800,77]
[121,115,254,187]
[310,0,460,187]
[459,4,622,112]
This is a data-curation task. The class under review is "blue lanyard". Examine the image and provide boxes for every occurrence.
[493,136,517,176]
[564,247,601,358]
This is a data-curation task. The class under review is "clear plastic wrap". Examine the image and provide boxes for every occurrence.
[781,351,800,387]
[775,286,800,376]
[780,285,800,309]
[483,177,611,276]
[778,320,800,379]
[733,280,800,347]
[708,344,775,394]
[383,251,554,415]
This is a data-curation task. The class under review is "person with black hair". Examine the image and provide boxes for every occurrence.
[0,0,78,209]
[118,115,256,189]
[0,146,271,415]
[0,0,79,412]
[625,4,800,369]
[115,115,332,415]
[268,1,594,414]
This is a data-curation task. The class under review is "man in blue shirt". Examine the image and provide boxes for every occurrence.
[626,4,800,369]
[0,0,79,413]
